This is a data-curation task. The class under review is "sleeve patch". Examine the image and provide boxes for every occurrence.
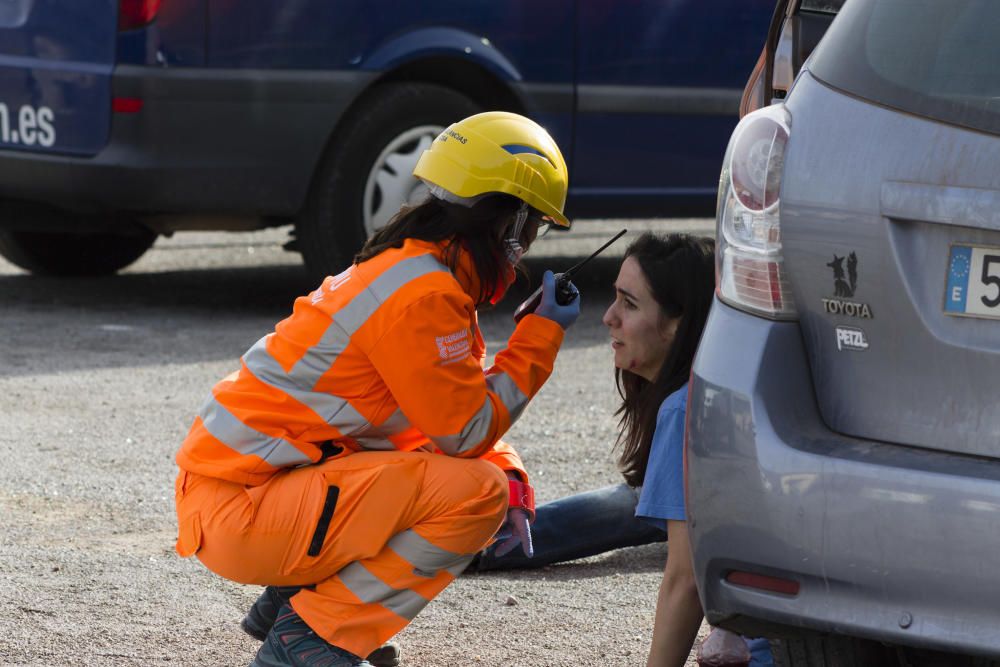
[435,328,472,364]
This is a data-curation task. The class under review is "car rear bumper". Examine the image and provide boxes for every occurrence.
[0,65,376,225]
[687,298,1000,658]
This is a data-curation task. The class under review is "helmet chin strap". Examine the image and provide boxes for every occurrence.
[504,201,530,267]
[489,201,530,306]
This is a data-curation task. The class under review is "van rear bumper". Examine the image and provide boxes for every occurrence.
[687,299,1000,657]
[0,65,376,226]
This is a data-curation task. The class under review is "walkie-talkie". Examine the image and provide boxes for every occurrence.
[513,229,627,323]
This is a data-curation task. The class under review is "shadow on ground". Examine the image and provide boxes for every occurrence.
[469,542,667,583]
[0,253,619,378]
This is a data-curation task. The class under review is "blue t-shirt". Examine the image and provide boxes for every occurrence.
[635,382,688,530]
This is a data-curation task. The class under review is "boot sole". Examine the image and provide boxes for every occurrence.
[244,616,400,667]
[240,615,269,642]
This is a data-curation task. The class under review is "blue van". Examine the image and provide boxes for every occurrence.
[0,0,773,279]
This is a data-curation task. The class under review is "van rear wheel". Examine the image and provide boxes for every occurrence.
[770,635,890,667]
[0,228,156,276]
[771,635,1000,667]
[295,82,481,284]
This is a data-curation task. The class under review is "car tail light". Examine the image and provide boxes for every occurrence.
[726,570,800,596]
[119,0,162,31]
[715,104,797,319]
[112,97,143,113]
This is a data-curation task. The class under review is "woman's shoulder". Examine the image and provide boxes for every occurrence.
[356,241,462,292]
[657,382,689,417]
[650,383,689,447]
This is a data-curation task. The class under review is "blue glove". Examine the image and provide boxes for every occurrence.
[534,270,580,329]
[493,508,534,558]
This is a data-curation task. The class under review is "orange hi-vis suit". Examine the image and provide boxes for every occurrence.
[174,237,564,658]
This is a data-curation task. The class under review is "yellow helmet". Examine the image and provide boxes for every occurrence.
[412,111,570,228]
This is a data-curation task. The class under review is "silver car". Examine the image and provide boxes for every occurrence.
[687,1,1000,665]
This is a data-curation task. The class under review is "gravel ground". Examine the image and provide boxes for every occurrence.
[0,219,715,667]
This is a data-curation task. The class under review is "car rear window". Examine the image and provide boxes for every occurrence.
[807,0,1000,136]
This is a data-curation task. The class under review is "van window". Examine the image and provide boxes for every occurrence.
[808,0,1000,136]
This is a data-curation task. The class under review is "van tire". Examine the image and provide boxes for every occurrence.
[771,635,1000,667]
[0,228,156,276]
[770,635,890,667]
[296,82,481,284]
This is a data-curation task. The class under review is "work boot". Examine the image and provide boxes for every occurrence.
[243,589,401,667]
[250,603,372,667]
[364,644,401,667]
[242,586,302,642]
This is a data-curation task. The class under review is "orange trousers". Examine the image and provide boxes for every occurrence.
[174,451,508,658]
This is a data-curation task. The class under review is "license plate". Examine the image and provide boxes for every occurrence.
[944,244,1000,320]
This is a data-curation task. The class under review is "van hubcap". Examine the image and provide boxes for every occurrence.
[363,125,442,238]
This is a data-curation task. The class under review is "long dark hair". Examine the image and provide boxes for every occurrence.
[354,194,530,305]
[615,233,715,487]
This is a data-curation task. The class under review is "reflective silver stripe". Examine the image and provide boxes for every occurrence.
[486,372,529,424]
[243,339,371,434]
[415,557,473,579]
[352,407,413,448]
[199,395,311,467]
[338,562,428,621]
[375,408,412,436]
[352,408,415,450]
[290,322,351,389]
[430,397,494,455]
[335,254,451,336]
[446,557,473,577]
[240,253,449,438]
[429,371,528,455]
[388,530,467,574]
[333,288,381,339]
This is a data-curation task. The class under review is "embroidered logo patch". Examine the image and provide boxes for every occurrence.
[311,268,352,305]
[436,329,471,363]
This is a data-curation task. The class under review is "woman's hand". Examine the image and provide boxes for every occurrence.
[535,270,580,329]
[493,507,534,558]
[494,471,535,558]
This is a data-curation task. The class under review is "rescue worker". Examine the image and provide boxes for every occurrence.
[173,111,580,667]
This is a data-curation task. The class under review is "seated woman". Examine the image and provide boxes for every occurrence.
[476,232,713,572]
[477,233,771,666]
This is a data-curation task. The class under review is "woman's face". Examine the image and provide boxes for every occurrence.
[602,256,679,382]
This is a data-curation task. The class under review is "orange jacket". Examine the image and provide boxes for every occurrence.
[176,238,564,487]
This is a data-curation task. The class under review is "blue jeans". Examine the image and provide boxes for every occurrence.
[746,637,775,667]
[474,483,667,570]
